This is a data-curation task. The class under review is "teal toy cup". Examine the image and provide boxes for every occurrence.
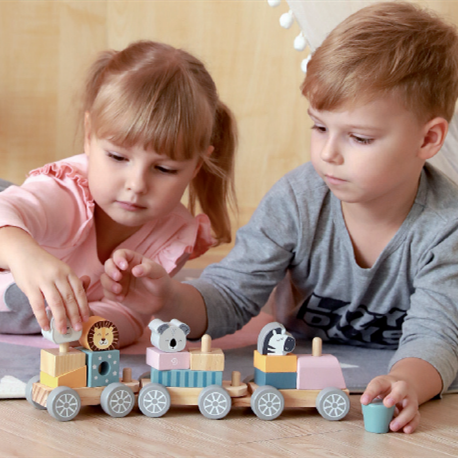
[361,399,395,433]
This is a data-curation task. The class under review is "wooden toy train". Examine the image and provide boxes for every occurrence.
[26,316,350,422]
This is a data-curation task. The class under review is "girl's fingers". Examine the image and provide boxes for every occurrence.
[112,249,143,270]
[41,286,68,334]
[100,272,113,290]
[69,275,90,322]
[54,279,83,333]
[100,273,125,301]
[100,272,123,295]
[104,258,123,281]
[132,258,166,279]
[80,275,91,291]
[27,290,50,331]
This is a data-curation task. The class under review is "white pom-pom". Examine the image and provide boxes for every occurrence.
[280,10,294,29]
[301,54,313,73]
[267,0,281,7]
[294,33,307,51]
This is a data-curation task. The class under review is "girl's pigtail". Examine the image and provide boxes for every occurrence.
[189,100,238,245]
[82,50,117,113]
[77,50,117,147]
[76,50,116,147]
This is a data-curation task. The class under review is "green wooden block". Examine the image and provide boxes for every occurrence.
[80,348,120,388]
[150,368,223,387]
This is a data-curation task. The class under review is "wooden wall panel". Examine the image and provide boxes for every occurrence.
[55,3,107,160]
[0,0,308,259]
[2,1,457,261]
[0,2,108,178]
[1,3,60,179]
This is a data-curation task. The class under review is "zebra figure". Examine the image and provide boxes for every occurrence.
[257,322,296,355]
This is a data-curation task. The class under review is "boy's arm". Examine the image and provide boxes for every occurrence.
[361,357,442,434]
[158,281,208,339]
[374,206,458,434]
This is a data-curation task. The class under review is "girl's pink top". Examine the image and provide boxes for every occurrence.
[0,154,214,346]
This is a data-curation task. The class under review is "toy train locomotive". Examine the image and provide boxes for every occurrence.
[26,313,139,421]
[26,316,350,422]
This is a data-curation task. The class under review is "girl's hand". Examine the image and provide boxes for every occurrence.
[8,249,90,335]
[360,375,420,434]
[101,249,173,312]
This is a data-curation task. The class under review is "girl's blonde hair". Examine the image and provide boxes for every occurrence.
[82,40,237,245]
[302,2,458,122]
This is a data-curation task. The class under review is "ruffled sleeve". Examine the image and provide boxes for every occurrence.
[131,208,215,276]
[0,154,95,249]
[28,156,94,220]
[154,213,215,275]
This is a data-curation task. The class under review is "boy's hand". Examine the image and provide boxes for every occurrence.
[101,249,172,312]
[8,248,90,335]
[361,374,420,434]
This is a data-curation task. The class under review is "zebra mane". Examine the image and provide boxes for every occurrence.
[262,326,284,354]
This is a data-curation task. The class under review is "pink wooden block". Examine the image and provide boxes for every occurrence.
[296,354,346,390]
[146,347,190,370]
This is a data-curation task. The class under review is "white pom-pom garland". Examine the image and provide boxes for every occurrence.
[266,1,309,71]
[294,33,307,51]
[280,10,294,29]
[301,54,313,73]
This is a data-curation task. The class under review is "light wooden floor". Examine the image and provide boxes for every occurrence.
[0,394,457,457]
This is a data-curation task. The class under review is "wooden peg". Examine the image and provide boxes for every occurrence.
[59,342,69,354]
[231,371,241,387]
[122,368,132,383]
[201,334,211,353]
[312,337,322,357]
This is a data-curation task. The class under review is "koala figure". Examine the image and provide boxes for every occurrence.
[148,318,191,352]
[41,309,83,344]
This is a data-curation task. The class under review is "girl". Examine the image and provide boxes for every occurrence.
[0,40,237,347]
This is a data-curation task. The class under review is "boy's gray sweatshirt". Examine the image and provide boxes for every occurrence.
[188,162,458,392]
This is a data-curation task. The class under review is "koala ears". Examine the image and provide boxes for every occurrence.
[170,319,191,336]
[148,318,191,336]
[148,319,168,335]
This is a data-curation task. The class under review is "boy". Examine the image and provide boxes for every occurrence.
[102,2,458,433]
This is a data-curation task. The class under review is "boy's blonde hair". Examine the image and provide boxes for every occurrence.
[82,41,237,245]
[302,2,458,122]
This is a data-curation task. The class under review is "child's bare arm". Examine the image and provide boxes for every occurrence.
[0,226,90,334]
[102,248,208,338]
[361,357,442,433]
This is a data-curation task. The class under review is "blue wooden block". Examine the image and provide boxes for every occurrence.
[254,368,297,389]
[81,348,120,387]
[362,400,395,433]
[150,368,223,387]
